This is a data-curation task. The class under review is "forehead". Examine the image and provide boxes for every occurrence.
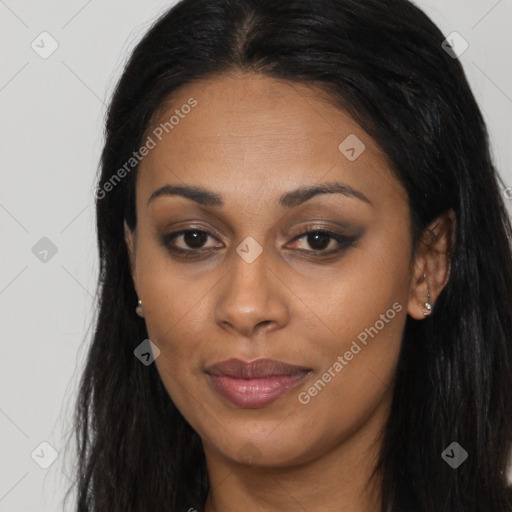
[137,71,406,211]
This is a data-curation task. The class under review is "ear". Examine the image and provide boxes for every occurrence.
[124,220,137,290]
[407,209,456,320]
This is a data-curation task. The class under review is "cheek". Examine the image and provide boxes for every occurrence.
[137,256,211,412]
[293,231,410,352]
[289,290,406,457]
[290,230,410,414]
[134,239,199,348]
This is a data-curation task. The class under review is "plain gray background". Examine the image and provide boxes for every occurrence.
[1,1,511,510]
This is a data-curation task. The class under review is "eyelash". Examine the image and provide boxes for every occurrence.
[162,227,358,259]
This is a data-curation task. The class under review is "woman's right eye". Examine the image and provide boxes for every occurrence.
[163,229,222,255]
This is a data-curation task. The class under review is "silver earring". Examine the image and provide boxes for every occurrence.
[136,299,144,317]
[423,273,432,316]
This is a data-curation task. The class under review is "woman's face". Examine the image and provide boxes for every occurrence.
[126,71,420,468]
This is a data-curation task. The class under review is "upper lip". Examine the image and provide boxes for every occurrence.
[205,358,311,378]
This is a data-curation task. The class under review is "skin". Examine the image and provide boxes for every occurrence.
[125,71,455,512]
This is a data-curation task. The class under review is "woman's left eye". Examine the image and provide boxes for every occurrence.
[287,230,357,253]
[162,228,357,258]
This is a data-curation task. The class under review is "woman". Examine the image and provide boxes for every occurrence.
[66,0,512,510]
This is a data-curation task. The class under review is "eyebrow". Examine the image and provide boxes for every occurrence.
[147,181,373,209]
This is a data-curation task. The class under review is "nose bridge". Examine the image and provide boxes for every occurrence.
[226,241,272,306]
[213,238,289,336]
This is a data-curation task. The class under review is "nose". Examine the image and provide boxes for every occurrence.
[213,247,290,339]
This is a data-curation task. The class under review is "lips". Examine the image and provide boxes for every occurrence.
[205,358,311,408]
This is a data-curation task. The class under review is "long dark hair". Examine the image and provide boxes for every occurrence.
[64,0,512,510]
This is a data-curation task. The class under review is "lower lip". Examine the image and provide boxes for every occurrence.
[207,372,309,408]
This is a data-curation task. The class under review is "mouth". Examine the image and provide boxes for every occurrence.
[205,358,312,408]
